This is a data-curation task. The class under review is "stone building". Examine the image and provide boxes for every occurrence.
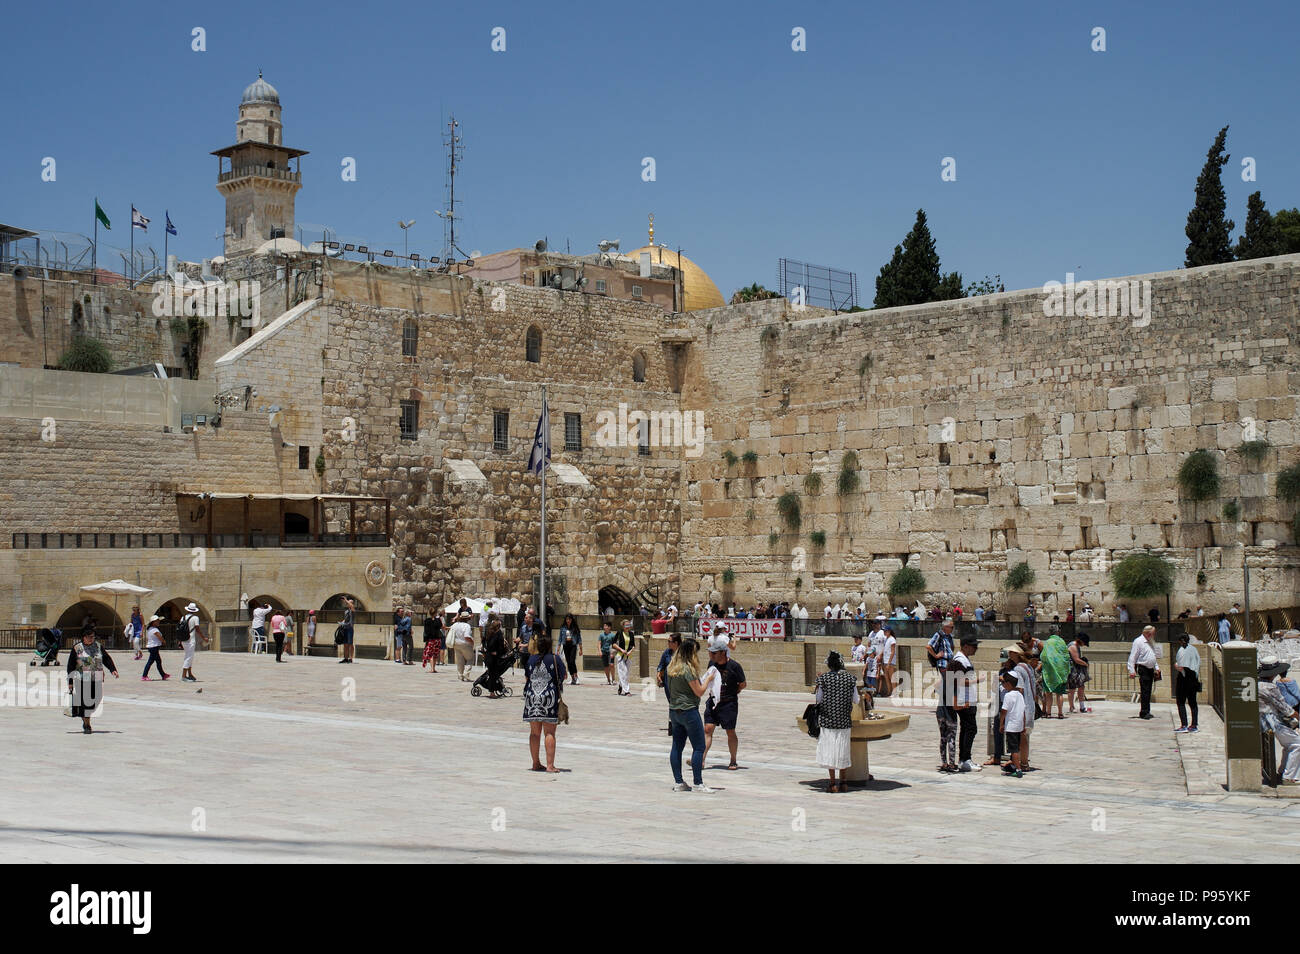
[1,73,1298,633]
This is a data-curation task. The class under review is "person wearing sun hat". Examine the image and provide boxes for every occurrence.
[1258,655,1300,784]
[141,614,170,681]
[177,602,207,682]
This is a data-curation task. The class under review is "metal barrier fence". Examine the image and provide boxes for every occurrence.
[0,623,188,654]
[12,532,388,550]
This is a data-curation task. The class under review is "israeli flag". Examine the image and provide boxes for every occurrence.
[165,212,177,236]
[131,207,150,231]
[527,399,550,476]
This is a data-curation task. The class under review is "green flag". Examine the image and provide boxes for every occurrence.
[95,199,111,230]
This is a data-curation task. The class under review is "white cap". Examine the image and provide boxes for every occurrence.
[708,635,731,653]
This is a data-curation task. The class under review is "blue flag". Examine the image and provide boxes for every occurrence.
[527,399,550,475]
[165,212,177,236]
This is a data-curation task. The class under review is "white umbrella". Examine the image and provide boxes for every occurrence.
[79,579,154,634]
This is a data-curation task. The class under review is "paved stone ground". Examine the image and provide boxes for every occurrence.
[3,651,1298,863]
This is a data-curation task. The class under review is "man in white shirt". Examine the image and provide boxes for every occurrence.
[251,602,271,644]
[824,603,834,620]
[1127,625,1161,719]
[449,613,475,681]
[1117,604,1130,623]
[952,636,980,772]
[178,602,207,682]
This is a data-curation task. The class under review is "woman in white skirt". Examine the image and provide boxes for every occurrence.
[813,651,860,792]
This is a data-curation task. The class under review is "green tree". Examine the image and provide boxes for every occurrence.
[57,336,112,374]
[874,209,962,308]
[1184,126,1235,267]
[730,282,781,304]
[1272,208,1300,254]
[966,274,1005,297]
[1234,191,1283,260]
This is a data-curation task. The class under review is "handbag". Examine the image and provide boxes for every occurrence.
[553,654,570,724]
[333,625,345,646]
[802,703,821,738]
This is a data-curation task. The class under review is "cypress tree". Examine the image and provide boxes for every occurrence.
[1184,126,1235,267]
[874,210,962,307]
[1234,191,1282,260]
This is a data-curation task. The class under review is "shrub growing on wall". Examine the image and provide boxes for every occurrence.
[57,335,112,374]
[1109,552,1175,600]
[837,451,860,495]
[888,565,926,600]
[810,530,826,548]
[777,492,801,531]
[1003,561,1035,593]
[803,472,823,495]
[1176,449,1220,501]
[1278,462,1300,503]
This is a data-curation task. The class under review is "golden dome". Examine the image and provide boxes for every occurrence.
[625,244,725,312]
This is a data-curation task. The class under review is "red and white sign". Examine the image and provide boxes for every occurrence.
[697,618,785,640]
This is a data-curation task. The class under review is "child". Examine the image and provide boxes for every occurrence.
[1000,670,1026,779]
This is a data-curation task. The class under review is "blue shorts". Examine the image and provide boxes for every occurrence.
[865,676,878,690]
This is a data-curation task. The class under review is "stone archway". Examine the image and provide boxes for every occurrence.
[55,600,123,640]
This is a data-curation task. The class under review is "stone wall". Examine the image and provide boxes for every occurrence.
[312,263,685,613]
[677,255,1300,617]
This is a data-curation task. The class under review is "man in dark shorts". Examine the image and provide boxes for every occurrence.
[702,634,746,770]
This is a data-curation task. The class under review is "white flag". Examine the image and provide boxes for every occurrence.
[132,207,150,231]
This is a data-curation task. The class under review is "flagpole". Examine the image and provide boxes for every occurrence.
[164,210,169,276]
[539,384,547,627]
[92,200,98,286]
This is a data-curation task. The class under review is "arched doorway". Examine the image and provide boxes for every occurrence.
[55,601,123,639]
[248,594,292,617]
[284,512,309,539]
[598,585,640,617]
[321,593,365,613]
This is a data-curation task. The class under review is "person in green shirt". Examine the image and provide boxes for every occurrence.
[598,621,617,686]
[665,637,717,793]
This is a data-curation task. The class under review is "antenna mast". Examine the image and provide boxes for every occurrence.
[438,115,468,263]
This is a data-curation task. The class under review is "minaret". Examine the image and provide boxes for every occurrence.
[212,72,308,257]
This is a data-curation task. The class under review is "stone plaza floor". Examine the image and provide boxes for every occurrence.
[3,650,1298,863]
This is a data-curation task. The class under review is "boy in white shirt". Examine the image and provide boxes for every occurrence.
[1000,671,1026,779]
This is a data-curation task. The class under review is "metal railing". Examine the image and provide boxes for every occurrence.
[219,166,301,184]
[11,532,388,549]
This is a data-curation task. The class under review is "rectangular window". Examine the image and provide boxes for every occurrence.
[595,279,606,293]
[399,400,419,440]
[564,412,582,452]
[402,320,418,357]
[631,284,643,299]
[638,418,650,456]
[298,445,309,469]
[493,410,509,452]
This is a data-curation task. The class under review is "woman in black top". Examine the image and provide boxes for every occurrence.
[559,613,582,686]
[482,617,510,698]
[67,630,119,734]
[422,610,444,672]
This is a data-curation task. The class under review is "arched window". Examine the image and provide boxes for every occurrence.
[526,325,541,363]
[402,318,418,357]
[632,351,647,382]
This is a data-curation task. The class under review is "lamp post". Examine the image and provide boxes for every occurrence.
[398,220,416,261]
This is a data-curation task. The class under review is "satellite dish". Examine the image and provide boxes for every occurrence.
[598,239,620,253]
[535,239,547,253]
[470,250,481,259]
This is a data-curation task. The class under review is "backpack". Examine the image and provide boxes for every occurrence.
[176,614,192,643]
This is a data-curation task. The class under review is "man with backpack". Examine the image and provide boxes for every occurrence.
[927,618,957,772]
[177,602,207,682]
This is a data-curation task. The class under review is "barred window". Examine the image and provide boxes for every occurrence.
[631,284,643,299]
[632,351,646,382]
[595,279,606,293]
[564,412,582,452]
[526,326,541,363]
[402,318,418,357]
[638,418,650,456]
[493,410,509,452]
[399,400,419,440]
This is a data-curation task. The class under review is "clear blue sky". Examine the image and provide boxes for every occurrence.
[4,0,1297,300]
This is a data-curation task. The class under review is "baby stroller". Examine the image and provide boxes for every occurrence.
[471,649,517,697]
[32,628,61,667]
